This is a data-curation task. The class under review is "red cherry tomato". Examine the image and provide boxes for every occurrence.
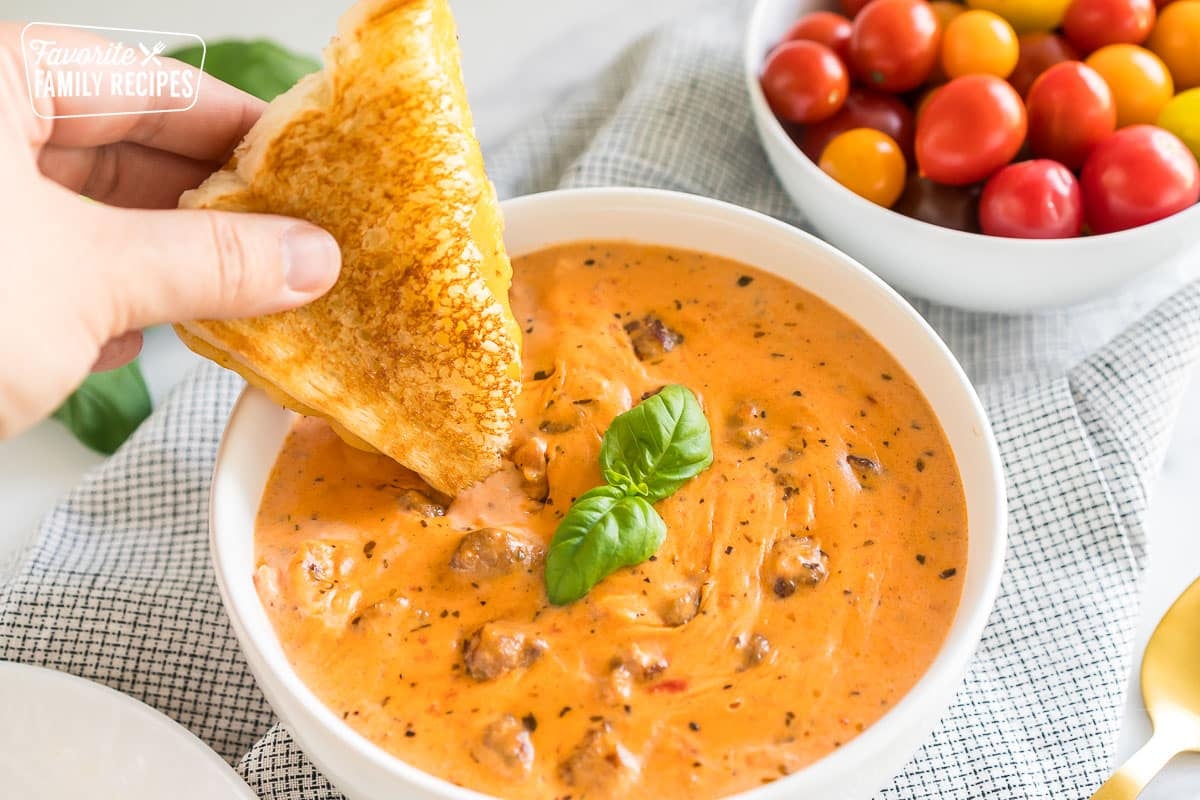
[1009,33,1079,96]
[841,0,875,16]
[1063,0,1157,54]
[980,160,1084,237]
[1026,62,1116,169]
[916,75,1028,185]
[761,41,850,124]
[850,0,943,92]
[894,175,983,231]
[798,88,917,161]
[784,11,854,63]
[1081,125,1200,232]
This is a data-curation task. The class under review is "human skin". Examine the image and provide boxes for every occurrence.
[0,24,342,439]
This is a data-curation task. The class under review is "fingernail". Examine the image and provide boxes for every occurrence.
[282,225,341,293]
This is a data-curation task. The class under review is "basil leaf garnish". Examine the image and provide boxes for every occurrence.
[599,384,713,502]
[52,360,151,455]
[167,40,319,101]
[544,384,713,604]
[544,486,666,606]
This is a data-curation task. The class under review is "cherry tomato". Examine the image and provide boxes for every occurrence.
[819,128,909,207]
[1157,88,1200,159]
[965,0,1073,32]
[1081,125,1200,232]
[916,75,1028,185]
[894,175,983,231]
[941,10,1020,79]
[850,0,943,92]
[1064,0,1156,53]
[979,160,1084,237]
[841,0,875,16]
[784,11,855,63]
[1009,33,1080,96]
[1026,62,1117,168]
[761,41,850,124]
[1148,0,1200,89]
[927,1,968,81]
[1085,44,1174,126]
[797,88,917,161]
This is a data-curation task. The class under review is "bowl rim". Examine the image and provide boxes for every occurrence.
[210,186,1009,799]
[742,0,1200,249]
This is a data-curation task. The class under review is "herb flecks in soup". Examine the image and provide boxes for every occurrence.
[254,242,968,799]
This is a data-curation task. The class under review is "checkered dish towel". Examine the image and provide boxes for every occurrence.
[4,3,1200,798]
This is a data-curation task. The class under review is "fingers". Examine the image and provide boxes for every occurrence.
[83,201,341,332]
[38,141,218,209]
[47,71,265,161]
[92,331,143,371]
[2,22,265,161]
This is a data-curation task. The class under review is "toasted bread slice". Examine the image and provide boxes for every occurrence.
[176,0,521,495]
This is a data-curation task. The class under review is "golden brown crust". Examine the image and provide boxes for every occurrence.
[176,0,521,494]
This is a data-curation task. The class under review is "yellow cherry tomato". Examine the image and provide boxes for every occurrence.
[941,10,1020,79]
[1148,1,1200,90]
[819,128,908,208]
[965,0,1072,33]
[1157,88,1200,160]
[1086,44,1175,127]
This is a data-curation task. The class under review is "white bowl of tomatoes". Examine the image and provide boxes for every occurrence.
[745,0,1200,311]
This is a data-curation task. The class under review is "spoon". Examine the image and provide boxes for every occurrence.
[1091,575,1200,799]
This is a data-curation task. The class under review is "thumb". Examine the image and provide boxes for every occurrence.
[84,202,341,331]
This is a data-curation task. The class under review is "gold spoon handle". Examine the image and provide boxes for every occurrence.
[1090,733,1179,800]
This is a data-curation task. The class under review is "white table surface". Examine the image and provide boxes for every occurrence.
[3,1,1198,796]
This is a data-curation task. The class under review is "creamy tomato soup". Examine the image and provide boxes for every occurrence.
[254,242,967,799]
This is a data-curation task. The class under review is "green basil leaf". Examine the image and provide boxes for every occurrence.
[599,384,714,502]
[544,486,666,605]
[167,40,319,101]
[52,361,151,455]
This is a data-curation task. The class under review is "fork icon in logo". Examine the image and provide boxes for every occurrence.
[138,41,165,66]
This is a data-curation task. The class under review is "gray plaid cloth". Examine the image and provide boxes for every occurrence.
[3,3,1200,798]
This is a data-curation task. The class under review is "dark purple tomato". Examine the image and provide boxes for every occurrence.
[893,174,982,231]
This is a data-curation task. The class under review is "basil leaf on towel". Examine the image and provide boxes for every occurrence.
[52,361,151,455]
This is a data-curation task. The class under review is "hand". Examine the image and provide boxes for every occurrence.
[0,25,341,440]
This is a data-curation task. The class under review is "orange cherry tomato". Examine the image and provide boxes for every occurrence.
[1147,0,1200,89]
[1026,62,1117,169]
[916,74,1027,185]
[1085,44,1175,126]
[1063,0,1157,54]
[941,9,1021,78]
[1009,32,1079,96]
[819,128,909,207]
